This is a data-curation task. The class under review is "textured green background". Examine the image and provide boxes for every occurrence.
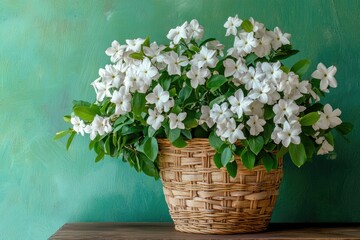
[1,0,359,239]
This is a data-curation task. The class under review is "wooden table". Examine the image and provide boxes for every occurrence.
[49,223,360,239]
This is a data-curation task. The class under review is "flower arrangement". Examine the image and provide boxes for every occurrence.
[56,15,352,179]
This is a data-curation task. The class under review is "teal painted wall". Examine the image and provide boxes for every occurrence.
[1,0,359,239]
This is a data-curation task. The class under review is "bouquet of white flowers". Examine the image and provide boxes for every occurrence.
[56,15,352,179]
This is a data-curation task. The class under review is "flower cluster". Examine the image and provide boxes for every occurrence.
[57,16,352,179]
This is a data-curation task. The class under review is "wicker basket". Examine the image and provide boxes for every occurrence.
[158,138,283,234]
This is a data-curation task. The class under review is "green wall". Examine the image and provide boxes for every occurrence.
[1,0,359,239]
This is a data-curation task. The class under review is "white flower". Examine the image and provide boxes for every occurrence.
[269,27,291,50]
[261,61,283,82]
[205,40,225,57]
[86,115,112,140]
[186,65,210,88]
[168,112,187,130]
[311,63,337,92]
[145,85,172,112]
[224,15,242,36]
[191,46,218,68]
[139,57,158,85]
[99,64,123,88]
[163,51,189,76]
[210,102,233,124]
[146,108,165,130]
[315,104,342,130]
[249,17,265,34]
[244,100,264,117]
[223,58,247,78]
[105,40,126,63]
[199,106,214,128]
[246,115,266,136]
[315,137,334,155]
[271,125,282,144]
[166,21,188,44]
[247,81,273,104]
[143,42,165,58]
[228,89,252,118]
[235,32,258,55]
[253,34,272,57]
[273,99,300,124]
[187,19,204,40]
[111,86,132,115]
[71,116,86,136]
[84,125,97,141]
[241,66,265,90]
[278,71,299,95]
[123,67,139,93]
[277,120,301,147]
[91,78,112,102]
[125,38,145,52]
[222,118,245,143]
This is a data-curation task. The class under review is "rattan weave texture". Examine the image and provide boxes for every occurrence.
[158,138,283,234]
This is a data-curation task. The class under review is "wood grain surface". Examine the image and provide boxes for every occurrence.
[49,223,360,239]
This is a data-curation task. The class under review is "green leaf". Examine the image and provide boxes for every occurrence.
[280,65,290,73]
[143,36,150,47]
[226,161,238,178]
[206,75,228,91]
[221,147,232,166]
[272,49,299,61]
[129,52,144,60]
[63,115,71,123]
[213,152,223,169]
[209,95,226,108]
[132,92,146,116]
[248,136,264,155]
[121,126,142,135]
[199,38,216,47]
[73,105,100,122]
[264,105,275,120]
[241,149,256,170]
[263,123,274,144]
[179,85,193,102]
[209,131,225,152]
[147,126,156,137]
[335,122,353,135]
[234,146,245,157]
[301,135,315,159]
[299,112,320,126]
[262,153,274,172]
[325,132,334,146]
[276,146,288,159]
[304,103,324,114]
[95,151,105,162]
[54,129,72,140]
[291,59,310,76]
[183,111,198,129]
[72,100,91,108]
[138,153,159,180]
[143,137,158,162]
[66,131,76,150]
[189,44,200,52]
[241,19,253,32]
[264,142,276,152]
[289,143,307,167]
[181,129,192,140]
[245,53,258,65]
[168,128,181,142]
[171,136,187,148]
[159,76,171,91]
[104,137,111,154]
